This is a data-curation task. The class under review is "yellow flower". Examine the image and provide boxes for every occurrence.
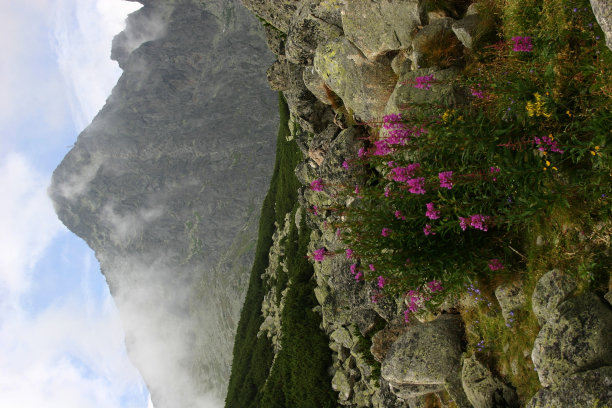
[566,110,572,117]
[542,151,548,155]
[546,160,551,166]
[543,167,548,171]
[552,167,558,171]
[595,146,600,150]
[591,151,597,156]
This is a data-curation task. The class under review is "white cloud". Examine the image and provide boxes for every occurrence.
[0,153,65,300]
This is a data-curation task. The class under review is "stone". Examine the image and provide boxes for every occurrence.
[331,326,355,349]
[381,314,464,387]
[283,63,335,133]
[266,59,290,91]
[411,17,459,69]
[240,0,297,32]
[531,269,577,326]
[590,0,612,51]
[332,368,354,400]
[494,281,526,325]
[285,0,343,65]
[341,0,425,60]
[314,36,398,121]
[452,13,480,50]
[391,49,413,76]
[303,65,333,106]
[532,293,612,387]
[384,67,466,118]
[606,290,612,306]
[526,366,612,408]
[263,23,285,56]
[461,354,519,408]
[391,383,445,399]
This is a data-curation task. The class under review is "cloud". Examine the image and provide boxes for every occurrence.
[0,153,65,300]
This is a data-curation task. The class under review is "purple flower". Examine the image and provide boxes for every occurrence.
[310,179,324,192]
[488,258,504,271]
[407,177,426,194]
[470,86,486,99]
[350,263,358,275]
[438,171,453,189]
[377,275,386,289]
[342,160,350,170]
[535,135,564,154]
[391,163,421,182]
[358,147,367,158]
[312,248,326,261]
[372,139,393,156]
[346,248,354,259]
[354,271,363,281]
[511,36,533,52]
[470,214,491,231]
[425,202,440,220]
[423,224,435,236]
[414,75,435,90]
[381,227,391,237]
[369,264,375,271]
[459,217,469,231]
[394,210,406,220]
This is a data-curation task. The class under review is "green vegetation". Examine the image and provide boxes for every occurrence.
[225,94,335,407]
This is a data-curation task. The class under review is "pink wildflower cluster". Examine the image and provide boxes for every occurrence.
[414,75,435,90]
[489,166,501,181]
[438,171,453,189]
[350,263,363,281]
[488,258,504,271]
[345,248,354,259]
[425,202,440,220]
[403,280,444,322]
[310,178,324,191]
[407,177,426,194]
[470,85,487,99]
[342,160,350,170]
[511,36,533,52]
[382,113,426,144]
[391,163,421,182]
[381,227,391,237]
[312,248,326,261]
[459,214,492,231]
[394,210,406,220]
[535,135,564,154]
[373,139,394,156]
[377,275,386,289]
[423,224,435,235]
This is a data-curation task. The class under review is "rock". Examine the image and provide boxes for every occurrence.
[263,23,285,56]
[332,368,354,400]
[341,0,425,60]
[314,36,397,121]
[606,290,612,306]
[532,293,612,387]
[378,378,414,408]
[283,63,335,133]
[383,67,466,120]
[411,17,460,69]
[382,314,464,388]
[285,0,343,65]
[303,65,333,106]
[331,326,355,349]
[494,281,526,325]
[452,12,480,50]
[531,269,577,326]
[240,0,297,32]
[391,49,412,76]
[370,319,412,362]
[590,0,612,51]
[461,354,519,408]
[391,383,445,399]
[526,366,612,408]
[307,123,341,166]
[266,59,290,91]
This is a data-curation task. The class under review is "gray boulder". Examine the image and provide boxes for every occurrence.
[531,269,577,326]
[285,0,343,65]
[526,366,612,408]
[341,0,425,61]
[314,36,398,121]
[332,368,354,400]
[240,0,297,32]
[381,314,464,392]
[461,354,519,408]
[590,0,612,51]
[266,60,290,91]
[532,293,612,387]
[452,10,480,49]
[303,65,333,106]
[494,281,526,326]
[263,24,285,56]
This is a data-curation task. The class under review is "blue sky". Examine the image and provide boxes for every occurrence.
[0,0,153,406]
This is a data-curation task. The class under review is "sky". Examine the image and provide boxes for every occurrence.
[0,0,154,406]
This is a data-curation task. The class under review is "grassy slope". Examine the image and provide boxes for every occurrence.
[225,94,335,407]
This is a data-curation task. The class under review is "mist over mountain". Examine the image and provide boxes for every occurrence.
[49,0,278,406]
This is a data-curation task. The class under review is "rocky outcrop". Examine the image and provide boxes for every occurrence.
[461,355,519,408]
[49,1,278,406]
[531,269,577,326]
[590,0,612,51]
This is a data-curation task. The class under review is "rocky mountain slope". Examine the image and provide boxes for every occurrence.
[49,0,278,406]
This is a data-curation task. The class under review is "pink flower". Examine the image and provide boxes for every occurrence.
[394,210,406,220]
[350,263,358,275]
[438,171,453,189]
[470,214,491,231]
[391,163,420,182]
[312,205,319,215]
[488,258,504,271]
[426,280,444,292]
[489,166,500,181]
[407,177,426,194]
[373,140,393,156]
[312,248,326,261]
[511,36,533,52]
[346,248,354,259]
[381,227,391,237]
[470,86,486,99]
[369,264,375,271]
[425,202,440,220]
[354,184,360,195]
[342,160,350,170]
[404,309,411,323]
[459,217,469,231]
[414,75,435,90]
[377,275,386,289]
[384,186,391,198]
[423,224,435,235]
[354,271,363,281]
[310,179,324,191]
[358,147,367,158]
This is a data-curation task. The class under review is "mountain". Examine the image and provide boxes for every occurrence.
[48,0,278,406]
